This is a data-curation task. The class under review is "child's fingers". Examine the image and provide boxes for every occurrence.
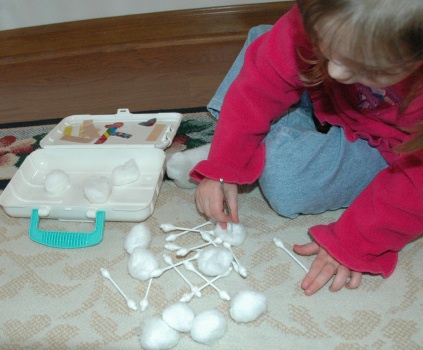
[296,242,362,295]
[331,268,362,292]
[346,271,362,289]
[300,250,331,292]
[329,265,351,292]
[195,178,227,223]
[197,196,228,224]
[303,263,336,296]
[293,242,320,256]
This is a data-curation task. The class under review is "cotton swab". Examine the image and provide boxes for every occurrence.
[176,237,223,257]
[161,222,212,233]
[140,278,153,312]
[180,266,232,302]
[163,222,214,241]
[164,242,182,251]
[220,178,233,234]
[163,255,201,297]
[100,268,137,311]
[183,261,231,301]
[222,242,248,278]
[149,252,200,278]
[199,231,218,243]
[165,233,184,242]
[273,238,309,273]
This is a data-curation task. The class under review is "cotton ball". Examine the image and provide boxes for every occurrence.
[44,169,70,195]
[124,223,152,254]
[139,316,180,350]
[230,290,267,323]
[128,247,159,281]
[112,158,140,186]
[166,144,210,189]
[83,176,112,204]
[162,302,195,333]
[190,309,227,344]
[197,246,233,276]
[214,222,247,246]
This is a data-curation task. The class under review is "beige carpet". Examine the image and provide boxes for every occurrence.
[1,157,422,349]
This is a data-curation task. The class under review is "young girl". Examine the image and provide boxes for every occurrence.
[188,0,423,295]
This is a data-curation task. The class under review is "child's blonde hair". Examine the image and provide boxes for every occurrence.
[298,0,423,153]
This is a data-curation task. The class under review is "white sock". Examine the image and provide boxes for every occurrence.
[166,144,211,189]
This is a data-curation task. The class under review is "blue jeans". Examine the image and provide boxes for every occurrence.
[207,25,388,218]
[207,25,273,118]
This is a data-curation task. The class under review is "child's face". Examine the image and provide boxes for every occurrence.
[321,46,422,88]
[316,25,423,88]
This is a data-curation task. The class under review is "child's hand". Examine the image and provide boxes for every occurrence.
[293,242,362,296]
[195,178,239,228]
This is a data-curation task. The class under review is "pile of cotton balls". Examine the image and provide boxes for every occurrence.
[43,158,140,203]
[140,288,267,350]
[140,304,227,349]
[120,221,267,350]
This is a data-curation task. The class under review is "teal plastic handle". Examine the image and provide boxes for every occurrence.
[29,209,105,248]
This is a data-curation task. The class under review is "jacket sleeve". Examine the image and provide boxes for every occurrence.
[190,5,311,184]
[309,152,423,277]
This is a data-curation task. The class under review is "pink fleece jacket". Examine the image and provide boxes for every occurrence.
[190,5,423,277]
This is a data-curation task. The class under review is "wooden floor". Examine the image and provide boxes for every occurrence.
[0,40,242,123]
[0,2,294,124]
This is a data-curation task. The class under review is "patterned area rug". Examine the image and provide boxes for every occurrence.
[1,109,422,349]
[0,109,215,190]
